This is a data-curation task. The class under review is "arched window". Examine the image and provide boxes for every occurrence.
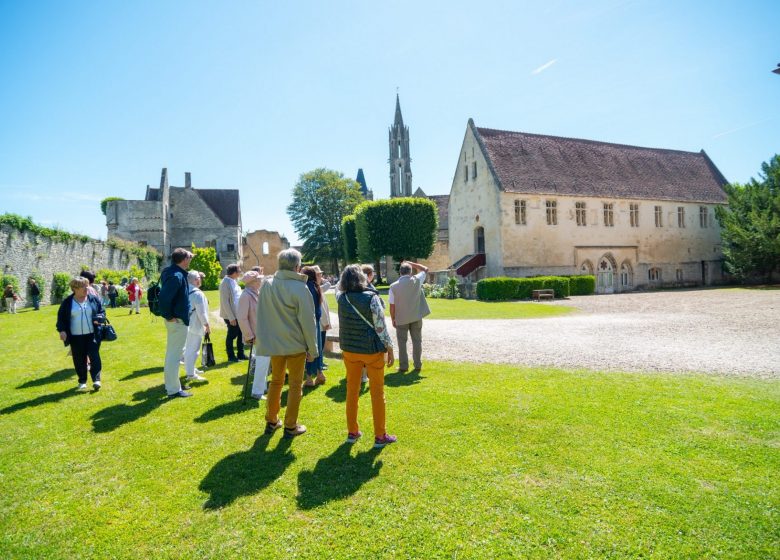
[580,260,594,275]
[474,227,485,254]
[620,261,633,290]
[648,267,662,282]
[596,255,616,294]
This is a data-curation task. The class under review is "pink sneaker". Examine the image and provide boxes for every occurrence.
[373,433,397,449]
[346,431,362,444]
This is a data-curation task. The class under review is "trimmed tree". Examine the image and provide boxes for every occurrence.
[190,244,222,290]
[716,154,780,282]
[341,215,358,263]
[287,168,365,273]
[354,197,438,264]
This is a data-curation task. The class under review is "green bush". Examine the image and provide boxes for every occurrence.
[52,272,71,302]
[190,245,222,290]
[568,275,596,296]
[446,277,460,299]
[1,274,20,296]
[476,277,521,301]
[341,215,358,263]
[476,276,572,301]
[116,289,129,307]
[422,283,448,299]
[354,198,438,262]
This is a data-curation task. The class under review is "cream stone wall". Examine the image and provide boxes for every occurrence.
[418,238,450,273]
[242,230,290,275]
[448,127,504,276]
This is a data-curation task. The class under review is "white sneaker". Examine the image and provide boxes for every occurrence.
[194,368,204,375]
[251,393,267,400]
[76,383,88,391]
[361,373,368,383]
[186,373,206,381]
[93,381,102,390]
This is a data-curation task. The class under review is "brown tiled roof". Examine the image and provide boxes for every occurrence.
[473,122,728,204]
[428,194,449,230]
[145,186,241,225]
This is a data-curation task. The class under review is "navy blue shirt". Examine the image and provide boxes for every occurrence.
[158,264,191,326]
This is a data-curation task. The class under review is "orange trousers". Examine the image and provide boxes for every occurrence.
[342,350,387,438]
[265,352,306,429]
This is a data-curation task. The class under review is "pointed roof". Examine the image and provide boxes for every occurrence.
[394,94,404,127]
[470,120,728,204]
[356,168,369,196]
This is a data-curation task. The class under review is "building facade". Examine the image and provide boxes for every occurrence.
[242,229,290,275]
[389,94,413,198]
[448,120,728,293]
[106,168,242,266]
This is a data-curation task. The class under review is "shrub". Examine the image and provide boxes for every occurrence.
[27,271,45,298]
[96,269,124,286]
[476,277,521,301]
[422,283,448,299]
[446,276,460,299]
[1,274,20,296]
[341,215,358,263]
[476,276,572,301]
[190,245,222,290]
[568,275,596,296]
[115,289,129,307]
[52,272,71,302]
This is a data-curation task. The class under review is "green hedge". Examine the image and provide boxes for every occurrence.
[52,272,71,302]
[476,275,596,301]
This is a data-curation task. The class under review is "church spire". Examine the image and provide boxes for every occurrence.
[389,94,412,198]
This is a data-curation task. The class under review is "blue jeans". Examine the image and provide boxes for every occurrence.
[32,295,40,310]
[305,318,322,376]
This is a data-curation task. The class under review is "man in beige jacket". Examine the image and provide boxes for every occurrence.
[255,249,319,438]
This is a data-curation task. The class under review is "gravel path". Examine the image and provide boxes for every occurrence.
[329,288,780,378]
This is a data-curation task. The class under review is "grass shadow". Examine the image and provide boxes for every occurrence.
[194,396,259,424]
[1,386,87,415]
[296,442,383,510]
[384,368,426,387]
[200,435,293,510]
[17,368,73,389]
[120,366,163,381]
[324,376,368,404]
[91,385,168,433]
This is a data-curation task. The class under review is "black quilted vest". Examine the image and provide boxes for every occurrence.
[337,290,386,354]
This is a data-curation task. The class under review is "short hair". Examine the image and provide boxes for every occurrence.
[399,263,412,276]
[277,249,302,271]
[131,277,138,282]
[171,247,193,264]
[226,263,241,276]
[360,264,374,277]
[80,269,96,283]
[70,276,89,290]
[338,264,368,293]
[187,271,201,284]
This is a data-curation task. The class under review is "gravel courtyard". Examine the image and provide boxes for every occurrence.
[331,288,779,379]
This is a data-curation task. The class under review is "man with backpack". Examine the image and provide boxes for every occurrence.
[157,247,194,398]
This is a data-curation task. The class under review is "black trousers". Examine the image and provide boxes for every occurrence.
[224,320,246,360]
[70,334,102,384]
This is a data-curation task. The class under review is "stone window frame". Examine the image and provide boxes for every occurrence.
[262,242,270,256]
[603,203,614,227]
[648,267,661,282]
[620,260,633,288]
[464,165,468,183]
[677,206,686,228]
[514,199,527,225]
[629,203,639,227]
[545,200,558,225]
[472,162,477,179]
[699,206,708,228]
[654,205,663,227]
[575,201,587,226]
[676,268,684,281]
[227,243,235,252]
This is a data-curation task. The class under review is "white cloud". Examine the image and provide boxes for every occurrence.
[531,59,558,75]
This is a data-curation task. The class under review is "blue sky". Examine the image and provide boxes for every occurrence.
[0,0,777,245]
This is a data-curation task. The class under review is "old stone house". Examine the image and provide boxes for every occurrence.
[447,119,728,293]
[242,229,290,275]
[106,168,242,266]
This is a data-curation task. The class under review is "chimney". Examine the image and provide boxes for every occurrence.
[185,172,192,189]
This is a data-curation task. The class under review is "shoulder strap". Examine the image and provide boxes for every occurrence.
[344,294,375,331]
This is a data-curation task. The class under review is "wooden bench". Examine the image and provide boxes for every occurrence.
[532,289,555,301]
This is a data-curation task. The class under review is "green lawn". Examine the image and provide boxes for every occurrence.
[0,299,778,559]
[325,292,575,320]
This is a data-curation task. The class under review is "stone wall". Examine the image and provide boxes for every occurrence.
[0,225,143,307]
[242,229,290,275]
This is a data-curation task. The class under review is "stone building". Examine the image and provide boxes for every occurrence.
[106,168,242,265]
[242,229,290,275]
[389,94,413,198]
[447,119,728,293]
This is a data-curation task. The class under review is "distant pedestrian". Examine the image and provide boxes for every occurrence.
[107,282,118,308]
[99,280,109,307]
[255,249,318,439]
[158,247,194,398]
[388,261,430,372]
[4,285,19,314]
[126,277,143,314]
[28,278,41,311]
[336,264,397,448]
[219,263,247,362]
[80,270,100,299]
[183,270,209,382]
[56,276,105,391]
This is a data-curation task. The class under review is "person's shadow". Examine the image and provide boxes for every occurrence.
[0,386,86,415]
[194,395,259,424]
[200,435,294,510]
[324,376,368,403]
[91,385,168,433]
[384,368,425,387]
[296,443,383,510]
[16,368,73,389]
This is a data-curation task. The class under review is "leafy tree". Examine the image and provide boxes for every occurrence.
[100,197,125,215]
[716,155,780,281]
[287,168,365,273]
[354,197,438,263]
[190,244,222,290]
[341,215,358,263]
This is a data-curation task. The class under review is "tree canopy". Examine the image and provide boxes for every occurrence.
[287,168,365,272]
[341,214,358,263]
[190,244,222,290]
[354,197,438,262]
[716,154,780,281]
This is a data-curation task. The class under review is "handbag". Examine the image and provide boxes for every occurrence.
[201,333,216,367]
[99,317,118,342]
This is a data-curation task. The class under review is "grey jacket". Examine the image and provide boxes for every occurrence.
[254,270,319,358]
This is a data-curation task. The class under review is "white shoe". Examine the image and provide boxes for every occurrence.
[361,373,368,383]
[76,383,88,391]
[186,373,206,381]
[251,393,266,400]
[93,381,102,390]
[194,368,204,375]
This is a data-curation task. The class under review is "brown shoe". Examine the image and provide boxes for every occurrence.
[264,420,282,434]
[283,424,307,439]
[315,373,326,385]
[303,377,315,387]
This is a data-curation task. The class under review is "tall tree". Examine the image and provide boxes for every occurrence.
[355,198,438,263]
[287,168,365,273]
[716,155,780,281]
[190,244,222,290]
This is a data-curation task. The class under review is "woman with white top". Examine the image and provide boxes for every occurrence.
[55,276,105,391]
[184,270,209,382]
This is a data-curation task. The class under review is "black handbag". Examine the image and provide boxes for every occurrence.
[201,333,216,367]
[99,317,118,342]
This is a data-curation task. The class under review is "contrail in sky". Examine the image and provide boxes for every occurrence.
[532,59,558,75]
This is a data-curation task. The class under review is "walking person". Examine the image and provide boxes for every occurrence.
[3,284,18,314]
[28,278,41,311]
[80,270,100,298]
[237,271,267,399]
[255,249,318,439]
[107,282,118,308]
[183,270,209,382]
[56,276,105,391]
[336,265,397,448]
[126,277,143,315]
[158,247,194,398]
[301,266,325,387]
[99,280,109,307]
[388,261,430,372]
[219,264,247,362]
